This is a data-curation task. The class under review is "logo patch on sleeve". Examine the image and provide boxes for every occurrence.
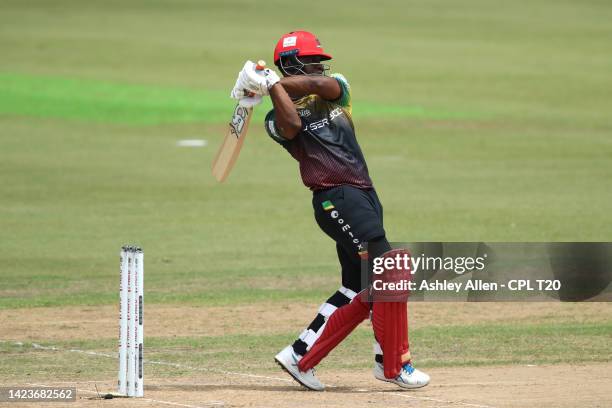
[267,121,279,137]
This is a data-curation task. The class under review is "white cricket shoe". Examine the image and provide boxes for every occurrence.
[274,345,325,391]
[374,361,430,389]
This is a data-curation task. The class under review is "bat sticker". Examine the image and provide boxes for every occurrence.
[230,106,249,137]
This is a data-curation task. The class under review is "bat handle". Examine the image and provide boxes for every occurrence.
[246,60,267,97]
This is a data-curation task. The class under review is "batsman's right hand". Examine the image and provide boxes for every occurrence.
[231,60,279,98]
[242,66,280,96]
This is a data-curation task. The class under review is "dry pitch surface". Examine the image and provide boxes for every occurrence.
[5,364,612,408]
[2,302,611,408]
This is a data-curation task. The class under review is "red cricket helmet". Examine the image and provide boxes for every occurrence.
[273,31,332,64]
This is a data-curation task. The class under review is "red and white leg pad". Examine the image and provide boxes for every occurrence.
[298,292,370,372]
[372,301,409,379]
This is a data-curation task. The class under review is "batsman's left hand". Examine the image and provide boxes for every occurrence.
[230,61,255,99]
[229,63,263,108]
[234,60,280,97]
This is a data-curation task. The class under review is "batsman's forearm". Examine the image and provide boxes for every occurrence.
[278,76,341,100]
[278,76,316,99]
[269,83,301,140]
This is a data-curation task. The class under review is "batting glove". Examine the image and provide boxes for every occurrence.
[239,61,280,96]
[238,95,262,108]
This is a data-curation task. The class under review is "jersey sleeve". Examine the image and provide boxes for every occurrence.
[331,73,352,115]
[264,109,292,146]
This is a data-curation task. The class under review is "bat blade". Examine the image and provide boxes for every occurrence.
[212,60,266,183]
[211,103,253,182]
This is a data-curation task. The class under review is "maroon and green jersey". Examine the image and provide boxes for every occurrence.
[264,74,373,191]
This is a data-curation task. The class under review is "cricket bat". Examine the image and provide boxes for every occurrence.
[211,60,266,182]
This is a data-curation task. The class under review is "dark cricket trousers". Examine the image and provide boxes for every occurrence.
[313,185,387,292]
[292,184,391,357]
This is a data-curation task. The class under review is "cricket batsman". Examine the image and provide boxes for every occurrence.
[230,31,430,391]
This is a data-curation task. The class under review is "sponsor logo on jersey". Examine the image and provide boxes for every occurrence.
[304,118,329,132]
[297,109,311,117]
[329,107,344,121]
[302,108,344,132]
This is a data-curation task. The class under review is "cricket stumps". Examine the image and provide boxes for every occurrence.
[118,245,144,397]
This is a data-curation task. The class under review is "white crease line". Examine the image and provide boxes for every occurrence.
[141,397,223,408]
[146,359,293,383]
[386,391,497,408]
[26,382,224,408]
[25,380,109,384]
[24,341,291,384]
[34,343,116,358]
[9,340,498,408]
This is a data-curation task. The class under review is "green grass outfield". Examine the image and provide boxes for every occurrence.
[1,0,612,381]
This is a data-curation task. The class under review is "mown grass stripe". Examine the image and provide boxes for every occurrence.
[4,321,611,373]
[0,72,480,125]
